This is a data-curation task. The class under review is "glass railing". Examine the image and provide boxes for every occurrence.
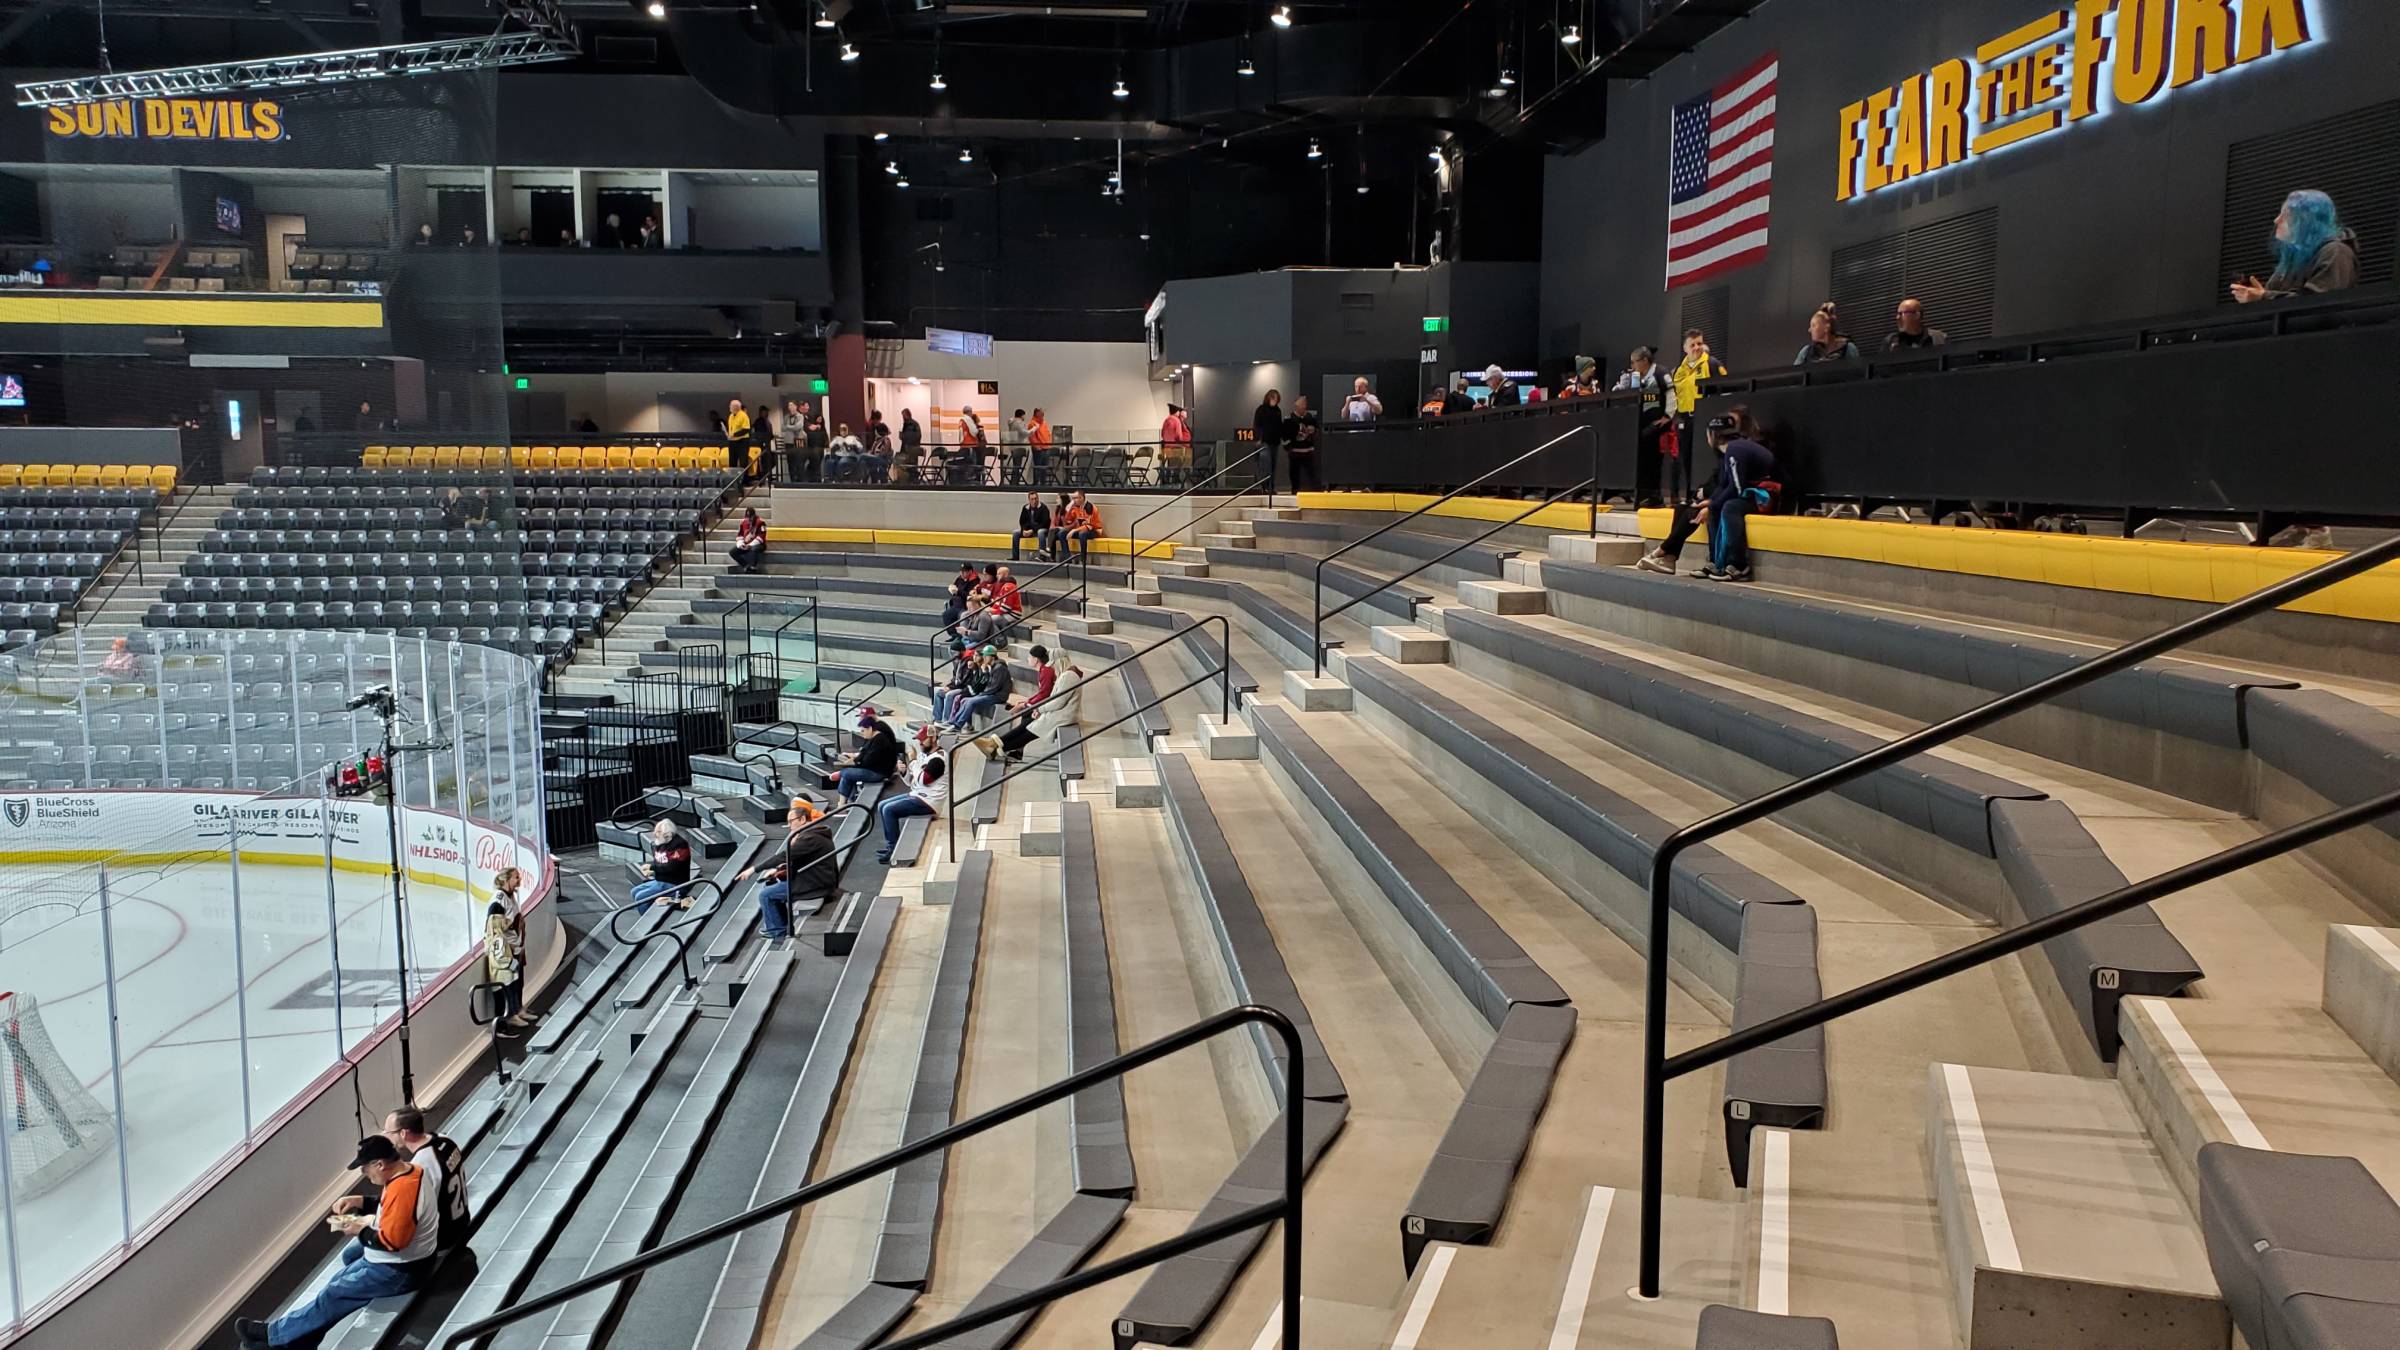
[0,628,549,1330]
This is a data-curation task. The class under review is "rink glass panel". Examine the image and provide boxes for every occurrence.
[0,629,547,1322]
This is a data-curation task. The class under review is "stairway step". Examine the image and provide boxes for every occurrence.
[1215,519,1257,537]
[1928,1062,2224,1350]
[1458,579,1549,615]
[2326,924,2400,1089]
[1369,625,1450,664]
[1195,532,1254,549]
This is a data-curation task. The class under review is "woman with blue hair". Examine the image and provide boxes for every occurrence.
[2232,189,2358,303]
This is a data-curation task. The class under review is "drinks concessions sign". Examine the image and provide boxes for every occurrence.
[1836,0,2312,201]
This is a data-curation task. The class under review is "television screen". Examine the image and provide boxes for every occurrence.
[0,375,23,408]
[214,196,242,236]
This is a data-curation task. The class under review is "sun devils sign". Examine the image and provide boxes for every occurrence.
[1837,0,2314,201]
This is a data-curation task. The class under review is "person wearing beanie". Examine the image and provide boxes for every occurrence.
[822,709,901,801]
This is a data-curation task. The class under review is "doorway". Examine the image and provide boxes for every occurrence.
[594,191,657,248]
[525,189,575,247]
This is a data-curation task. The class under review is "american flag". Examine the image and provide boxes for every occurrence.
[1665,52,1779,289]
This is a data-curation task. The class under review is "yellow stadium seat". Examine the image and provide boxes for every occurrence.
[38,464,69,486]
[550,446,581,469]
[432,446,462,469]
[0,464,19,487]
[70,464,105,486]
[363,444,388,461]
[405,447,436,467]
[97,465,132,487]
[149,465,177,492]
[361,448,388,468]
[530,446,558,470]
[603,446,632,471]
[631,447,660,470]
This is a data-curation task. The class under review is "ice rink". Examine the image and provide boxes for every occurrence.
[0,854,481,1312]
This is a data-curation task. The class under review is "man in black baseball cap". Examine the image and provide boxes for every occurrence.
[1635,406,1776,582]
[232,1136,442,1347]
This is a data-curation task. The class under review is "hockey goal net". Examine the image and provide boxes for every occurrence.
[0,991,116,1200]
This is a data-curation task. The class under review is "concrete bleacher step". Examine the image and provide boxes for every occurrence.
[1457,579,1548,615]
[1501,556,1545,588]
[1195,532,1255,549]
[1146,558,1211,577]
[1283,671,1353,711]
[422,1000,705,1347]
[1215,519,1257,537]
[1546,531,1646,564]
[1928,1063,2226,1350]
[2115,994,2400,1214]
[1367,624,1449,663]
[2326,924,2400,1087]
[1240,506,1303,521]
[1101,586,1162,607]
[528,949,799,1347]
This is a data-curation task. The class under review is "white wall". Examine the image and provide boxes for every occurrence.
[879,340,1167,443]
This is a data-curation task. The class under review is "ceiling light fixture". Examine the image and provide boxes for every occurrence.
[1357,182,1370,194]
[1428,146,1444,162]
[839,41,860,61]
[1560,24,1582,46]
[813,2,835,27]
[873,130,889,141]
[646,0,665,17]
[1270,4,1293,28]
[1305,139,1322,159]
[884,159,898,174]
[1498,67,1517,87]
[1237,56,1256,77]
[896,175,911,188]
[929,69,946,91]
[1111,78,1130,99]
[959,146,973,162]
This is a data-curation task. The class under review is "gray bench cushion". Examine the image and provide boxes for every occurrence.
[1545,558,2285,751]
[795,1282,920,1349]
[2248,688,2400,846]
[1157,752,1347,1103]
[1697,1304,1842,1349]
[1989,798,2202,1061]
[1251,702,1569,1024]
[2259,1248,2400,1348]
[1401,1002,1576,1272]
[1062,801,1136,1197]
[1106,600,1265,695]
[2201,1143,2400,1350]
[872,850,992,1287]
[920,1193,1131,1350]
[1442,606,2040,857]
[1722,902,1829,1183]
[1248,517,1519,578]
[1111,1099,1348,1350]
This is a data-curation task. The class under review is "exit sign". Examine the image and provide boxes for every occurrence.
[810,378,831,394]
[1422,316,1449,333]
[513,377,530,390]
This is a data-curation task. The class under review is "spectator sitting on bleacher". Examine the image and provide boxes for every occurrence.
[629,819,694,907]
[467,488,495,530]
[872,725,949,865]
[932,645,992,724]
[1793,303,1858,365]
[412,223,435,247]
[1059,490,1103,560]
[984,653,1080,764]
[946,646,1016,731]
[438,487,475,531]
[231,1135,438,1349]
[738,798,839,944]
[1883,298,1948,351]
[828,422,863,475]
[939,582,970,652]
[99,635,138,677]
[2233,188,2359,303]
[865,417,894,483]
[819,709,901,801]
[729,507,767,573]
[458,225,479,248]
[376,1108,470,1253]
[1010,492,1052,562]
[988,566,1023,617]
[1636,409,1775,583]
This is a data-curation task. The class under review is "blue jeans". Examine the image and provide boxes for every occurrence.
[878,794,935,852]
[758,879,792,939]
[1009,529,1042,561]
[828,766,885,802]
[630,879,680,906]
[950,693,1000,728]
[1068,528,1099,559]
[270,1240,420,1346]
[932,689,964,723]
[1709,496,1753,570]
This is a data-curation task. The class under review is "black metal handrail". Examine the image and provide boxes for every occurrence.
[756,799,873,895]
[1309,424,1598,675]
[925,554,1091,694]
[943,619,1231,855]
[436,1004,1305,1350]
[1122,446,1271,585]
[605,876,723,999]
[1633,532,2400,1298]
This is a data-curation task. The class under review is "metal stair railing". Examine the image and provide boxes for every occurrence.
[604,876,725,1001]
[1310,424,1598,674]
[1633,532,2400,1299]
[924,553,1091,694]
[436,1004,1305,1350]
[1122,446,1271,586]
[941,616,1231,856]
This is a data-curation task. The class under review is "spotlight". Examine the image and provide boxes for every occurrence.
[1237,57,1256,77]
[1270,4,1293,27]
[873,130,889,141]
[1498,67,1516,86]
[884,159,898,174]
[896,175,911,188]
[1560,24,1581,46]
[645,0,664,16]
[929,70,947,90]
[813,2,835,27]
[1139,230,1151,241]
[959,146,973,162]
[1428,146,1444,162]
[1305,139,1322,159]
[1111,78,1130,99]
[1356,181,1370,194]
[839,41,860,61]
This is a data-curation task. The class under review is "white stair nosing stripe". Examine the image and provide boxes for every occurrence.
[1756,1128,1791,1317]
[2142,999,2271,1150]
[1246,1304,1283,1350]
[1941,1063,2023,1272]
[1545,1186,1615,1350]
[2348,924,2400,974]
[1390,1243,1454,1350]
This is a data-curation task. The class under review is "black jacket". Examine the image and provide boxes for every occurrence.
[1018,502,1052,533]
[1252,402,1285,448]
[780,815,843,898]
[1706,437,1776,510]
[853,725,902,778]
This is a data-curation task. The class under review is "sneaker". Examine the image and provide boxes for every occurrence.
[1634,551,1676,576]
[1693,565,1726,580]
[874,851,893,865]
[974,736,1002,758]
[231,1317,271,1349]
[1714,566,1754,583]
